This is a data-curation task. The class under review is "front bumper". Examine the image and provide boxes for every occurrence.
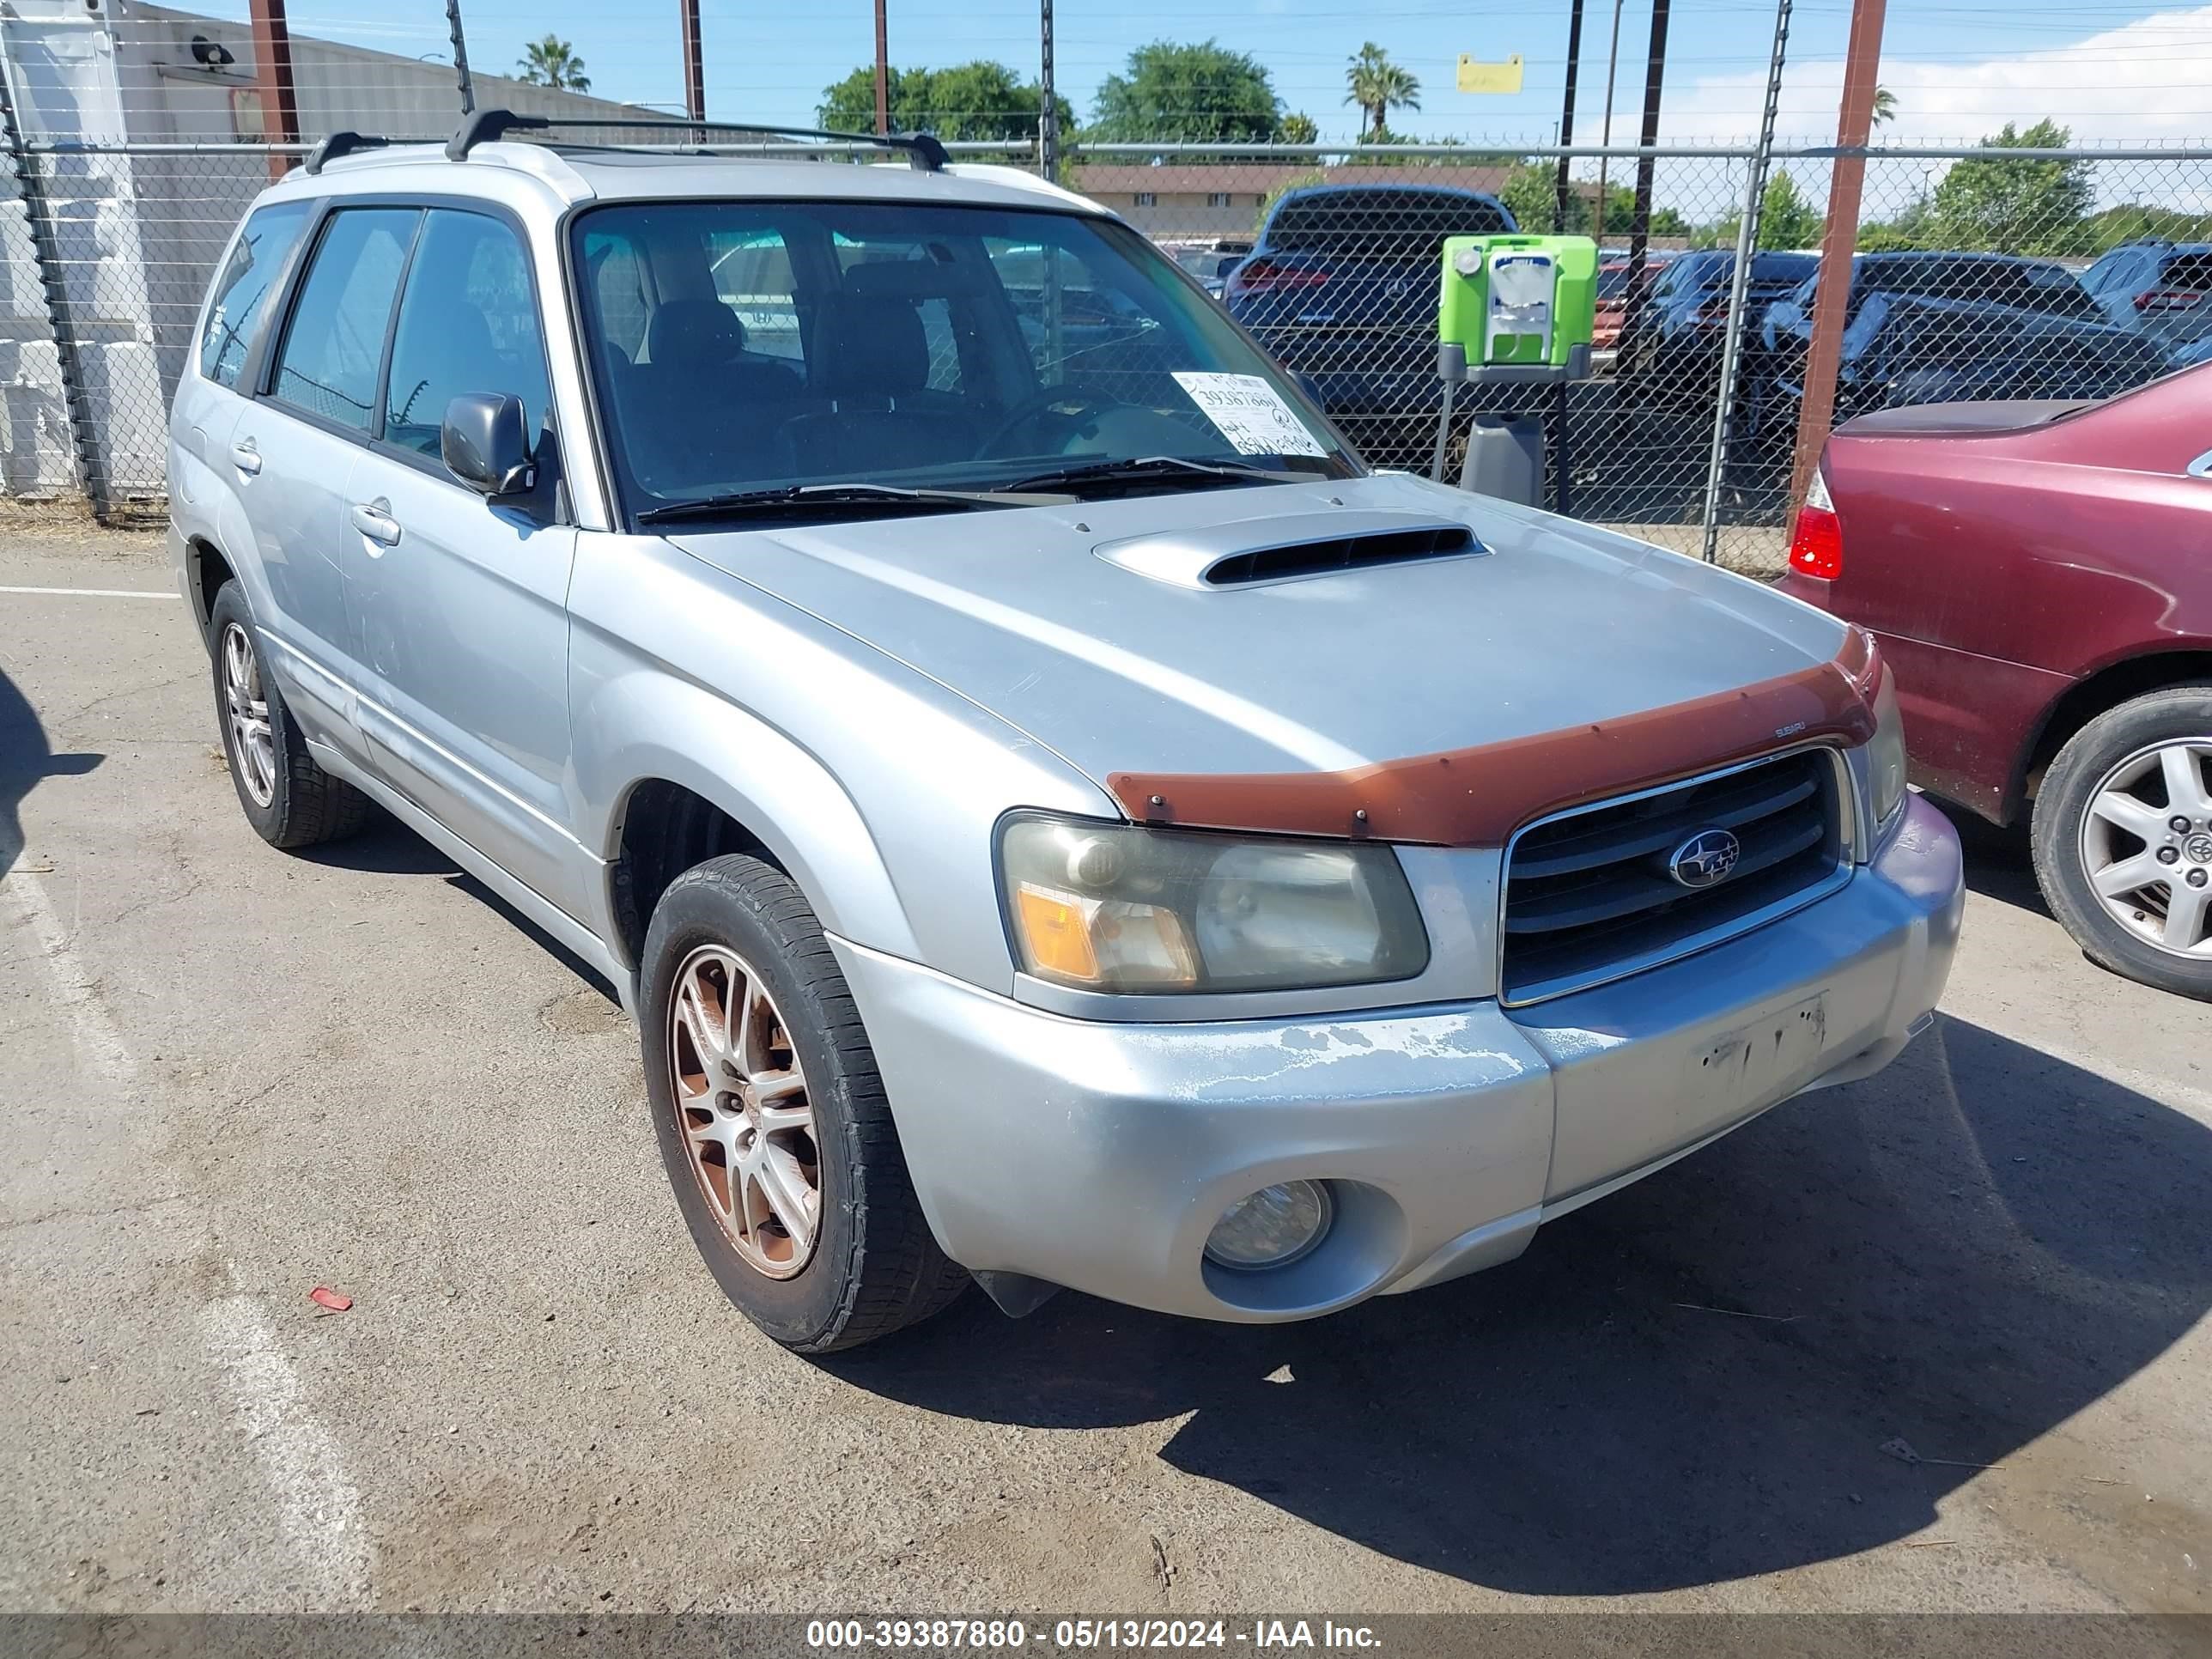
[836,793,1963,1324]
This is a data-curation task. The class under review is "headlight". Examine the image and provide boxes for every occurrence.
[999,812,1429,994]
[1868,660,1908,836]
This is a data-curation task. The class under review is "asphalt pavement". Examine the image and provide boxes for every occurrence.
[2,532,2208,1617]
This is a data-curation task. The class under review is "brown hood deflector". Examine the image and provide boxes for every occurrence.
[1107,629,1882,848]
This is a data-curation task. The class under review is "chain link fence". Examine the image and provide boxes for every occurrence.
[1,5,2208,558]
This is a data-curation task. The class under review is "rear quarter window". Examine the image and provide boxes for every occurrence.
[198,200,313,389]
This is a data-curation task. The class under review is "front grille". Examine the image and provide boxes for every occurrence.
[1500,749,1845,1005]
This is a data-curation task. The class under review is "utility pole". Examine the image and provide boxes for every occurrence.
[1039,0,1059,179]
[1617,0,1671,354]
[680,0,706,122]
[1593,0,1625,237]
[873,0,890,136]
[445,0,475,115]
[1553,0,1585,233]
[1787,0,1887,522]
[247,0,301,182]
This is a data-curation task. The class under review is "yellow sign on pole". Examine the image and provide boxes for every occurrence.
[1455,54,1524,94]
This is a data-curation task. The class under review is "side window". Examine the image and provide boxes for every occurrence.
[914,295,960,392]
[198,200,313,389]
[704,228,804,362]
[584,231,652,362]
[382,210,552,459]
[270,208,419,430]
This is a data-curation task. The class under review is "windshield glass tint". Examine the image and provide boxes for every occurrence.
[573,201,1353,515]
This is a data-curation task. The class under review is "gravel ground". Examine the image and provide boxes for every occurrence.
[2,534,2208,1619]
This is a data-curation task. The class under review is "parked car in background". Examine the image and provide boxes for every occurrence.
[1618,248,1817,403]
[1778,364,2212,998]
[2081,239,2212,358]
[1592,252,1674,367]
[175,119,1960,1353]
[1748,252,2169,445]
[1225,183,1515,468]
[1163,237,1254,298]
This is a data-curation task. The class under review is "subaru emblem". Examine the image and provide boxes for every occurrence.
[1668,828,1741,890]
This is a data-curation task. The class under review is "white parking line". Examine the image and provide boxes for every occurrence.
[0,585,179,599]
[199,1291,374,1606]
[4,856,372,1602]
[0,866,131,1083]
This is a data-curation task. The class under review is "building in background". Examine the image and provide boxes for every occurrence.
[0,0,645,511]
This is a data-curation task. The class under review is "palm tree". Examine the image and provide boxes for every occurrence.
[1344,43,1419,141]
[1871,85,1897,128]
[516,35,590,93]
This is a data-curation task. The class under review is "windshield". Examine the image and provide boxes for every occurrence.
[573,200,1356,520]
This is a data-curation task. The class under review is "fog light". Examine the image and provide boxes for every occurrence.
[1204,1181,1333,1271]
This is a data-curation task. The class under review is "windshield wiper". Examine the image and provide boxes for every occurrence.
[636,482,1062,526]
[994,453,1331,495]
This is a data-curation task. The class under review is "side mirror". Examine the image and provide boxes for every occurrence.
[1294,370,1327,405]
[441,392,534,497]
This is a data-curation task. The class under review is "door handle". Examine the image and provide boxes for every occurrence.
[230,438,262,475]
[349,497,402,550]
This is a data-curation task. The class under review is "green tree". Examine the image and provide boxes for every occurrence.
[1929,119,2093,254]
[1754,171,1824,249]
[1871,85,1897,128]
[1279,111,1318,145]
[1344,43,1420,141]
[1086,40,1282,145]
[515,34,590,93]
[817,61,1072,141]
[1500,161,1581,233]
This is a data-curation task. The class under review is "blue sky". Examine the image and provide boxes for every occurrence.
[191,1,2212,146]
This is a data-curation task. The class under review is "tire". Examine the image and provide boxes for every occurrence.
[207,582,371,850]
[2031,684,2212,1000]
[640,854,968,1352]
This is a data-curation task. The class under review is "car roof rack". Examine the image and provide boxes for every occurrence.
[303,131,389,174]
[444,107,950,172]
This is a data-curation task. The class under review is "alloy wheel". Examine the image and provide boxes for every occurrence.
[2078,737,2212,958]
[665,943,822,1279]
[221,621,276,808]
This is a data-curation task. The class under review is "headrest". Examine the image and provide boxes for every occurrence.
[645,299,745,366]
[806,290,930,400]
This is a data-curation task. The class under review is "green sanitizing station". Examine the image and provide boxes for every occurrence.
[1432,233,1599,507]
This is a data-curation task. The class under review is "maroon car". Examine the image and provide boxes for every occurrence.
[1777,364,2212,998]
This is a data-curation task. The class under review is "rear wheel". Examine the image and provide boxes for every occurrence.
[207,582,370,849]
[640,854,968,1352]
[2032,685,2212,1000]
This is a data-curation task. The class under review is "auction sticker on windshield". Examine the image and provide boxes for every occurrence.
[1170,372,1329,457]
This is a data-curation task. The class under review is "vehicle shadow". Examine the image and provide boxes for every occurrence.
[299,813,622,1006]
[0,665,101,878]
[1942,803,2054,921]
[829,1015,2209,1594]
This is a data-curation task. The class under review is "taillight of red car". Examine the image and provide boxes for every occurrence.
[1224,258,1331,302]
[1788,465,1844,580]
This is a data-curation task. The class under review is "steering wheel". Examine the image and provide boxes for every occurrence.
[976,389,1123,459]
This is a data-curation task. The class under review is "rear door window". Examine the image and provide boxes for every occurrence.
[199,200,313,389]
[270,208,420,431]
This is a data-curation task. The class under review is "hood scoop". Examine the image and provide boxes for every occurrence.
[1095,508,1486,591]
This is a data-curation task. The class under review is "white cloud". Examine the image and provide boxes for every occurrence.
[1662,3,2212,148]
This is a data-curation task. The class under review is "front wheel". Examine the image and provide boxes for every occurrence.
[640,854,968,1352]
[2032,685,2212,1000]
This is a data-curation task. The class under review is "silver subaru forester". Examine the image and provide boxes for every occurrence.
[170,114,1963,1352]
